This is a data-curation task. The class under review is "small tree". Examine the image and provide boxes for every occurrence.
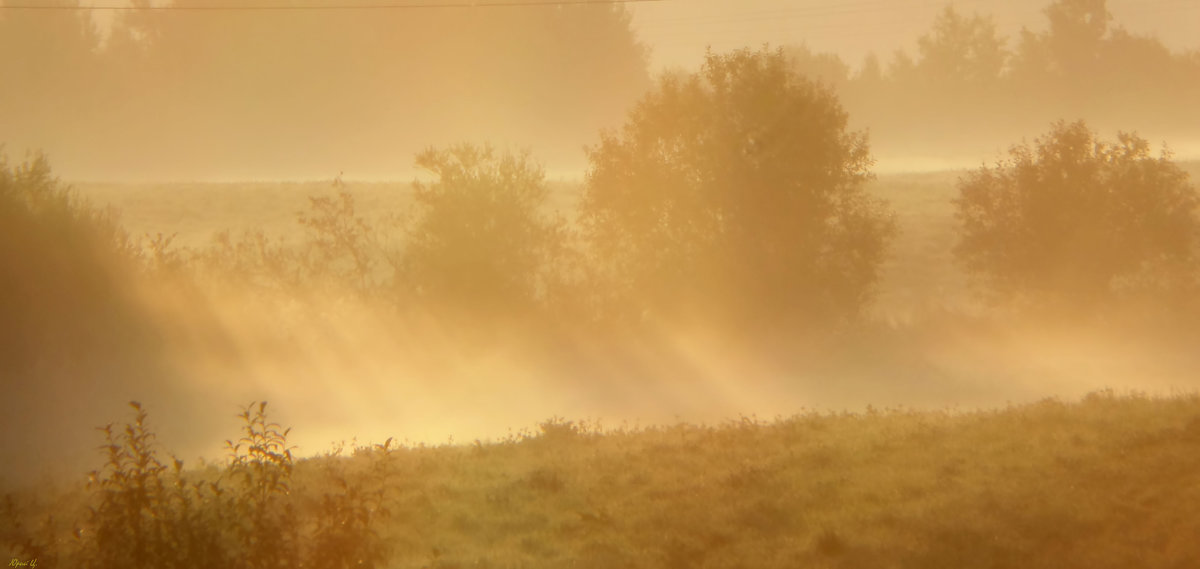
[399,144,565,321]
[579,47,895,331]
[298,184,377,293]
[954,121,1199,306]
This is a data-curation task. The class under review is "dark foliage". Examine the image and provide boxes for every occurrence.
[0,151,148,375]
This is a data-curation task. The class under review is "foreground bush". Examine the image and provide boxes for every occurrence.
[2,402,394,569]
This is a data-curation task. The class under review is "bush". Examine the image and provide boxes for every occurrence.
[298,186,380,294]
[0,150,150,375]
[579,47,895,332]
[954,121,1200,308]
[398,143,567,323]
[0,401,396,569]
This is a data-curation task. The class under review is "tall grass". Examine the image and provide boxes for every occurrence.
[6,392,1200,568]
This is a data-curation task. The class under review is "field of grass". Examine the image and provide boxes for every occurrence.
[6,392,1200,568]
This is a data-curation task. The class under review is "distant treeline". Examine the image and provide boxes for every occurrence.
[790,0,1200,161]
[0,0,651,178]
[2,0,1198,178]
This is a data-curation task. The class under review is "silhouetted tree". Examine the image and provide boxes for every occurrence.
[915,6,1008,87]
[298,189,377,293]
[1042,0,1111,75]
[1005,0,1200,137]
[399,144,566,321]
[857,53,884,84]
[580,47,895,332]
[784,44,850,89]
[1010,0,1110,93]
[9,0,649,179]
[954,121,1199,307]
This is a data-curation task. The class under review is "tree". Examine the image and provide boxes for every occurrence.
[954,121,1199,306]
[1043,0,1111,74]
[0,150,149,376]
[783,43,850,89]
[857,52,884,84]
[915,6,1008,86]
[71,0,650,179]
[399,144,565,320]
[579,47,895,332]
[1012,0,1110,82]
[298,187,377,293]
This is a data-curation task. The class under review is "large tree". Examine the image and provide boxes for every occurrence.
[954,121,1199,306]
[579,47,895,332]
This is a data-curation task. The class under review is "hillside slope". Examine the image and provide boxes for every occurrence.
[6,392,1200,568]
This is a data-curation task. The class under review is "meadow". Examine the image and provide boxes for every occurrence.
[5,0,1200,563]
[6,391,1200,569]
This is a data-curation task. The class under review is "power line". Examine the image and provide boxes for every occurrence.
[0,0,664,9]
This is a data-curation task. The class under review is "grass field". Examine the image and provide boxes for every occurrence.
[6,391,1200,569]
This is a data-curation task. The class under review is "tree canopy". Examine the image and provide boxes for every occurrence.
[914,6,1008,87]
[0,1,650,179]
[0,151,150,375]
[400,144,565,321]
[954,121,1199,306]
[580,47,895,332]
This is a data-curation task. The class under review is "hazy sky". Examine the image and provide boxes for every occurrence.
[629,0,1200,72]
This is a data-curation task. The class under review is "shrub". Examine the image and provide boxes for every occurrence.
[954,120,1200,308]
[0,150,146,375]
[398,143,567,323]
[298,186,379,293]
[309,438,396,569]
[224,402,301,569]
[1,401,398,569]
